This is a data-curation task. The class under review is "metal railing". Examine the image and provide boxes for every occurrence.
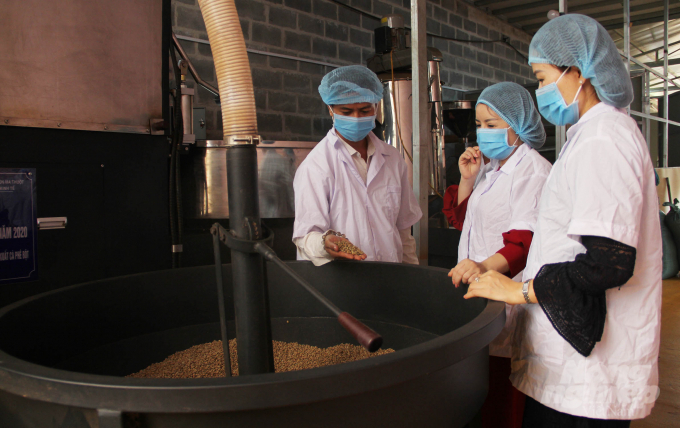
[552,0,677,165]
[618,0,677,167]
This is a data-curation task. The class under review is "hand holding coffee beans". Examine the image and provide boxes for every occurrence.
[324,235,367,261]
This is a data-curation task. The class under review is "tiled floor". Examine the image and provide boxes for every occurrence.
[632,279,680,427]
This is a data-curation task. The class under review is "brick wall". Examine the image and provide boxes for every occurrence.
[173,0,535,141]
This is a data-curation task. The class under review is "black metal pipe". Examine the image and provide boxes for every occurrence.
[254,243,342,316]
[255,243,383,352]
[174,72,184,268]
[261,261,275,369]
[226,145,274,375]
[212,232,232,377]
[169,47,181,269]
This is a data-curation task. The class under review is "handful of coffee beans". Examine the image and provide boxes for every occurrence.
[337,240,365,256]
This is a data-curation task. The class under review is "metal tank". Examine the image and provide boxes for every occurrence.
[375,61,446,196]
[377,73,415,184]
[367,14,468,266]
[369,14,447,197]
[187,140,316,219]
[0,261,504,428]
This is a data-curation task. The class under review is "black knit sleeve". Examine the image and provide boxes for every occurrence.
[532,236,636,357]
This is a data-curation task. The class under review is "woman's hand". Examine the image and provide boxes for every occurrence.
[463,270,526,305]
[459,147,482,181]
[448,259,487,287]
[324,235,367,261]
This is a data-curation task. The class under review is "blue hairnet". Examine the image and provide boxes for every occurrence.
[318,65,383,105]
[476,82,546,149]
[529,14,633,108]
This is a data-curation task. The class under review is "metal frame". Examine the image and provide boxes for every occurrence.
[179,6,679,167]
[176,34,341,69]
[173,34,219,97]
[175,34,467,101]
[617,0,677,166]
[548,0,677,164]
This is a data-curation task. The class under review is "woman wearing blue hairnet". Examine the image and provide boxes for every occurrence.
[465,14,661,427]
[443,81,551,428]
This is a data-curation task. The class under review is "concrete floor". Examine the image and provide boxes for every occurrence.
[632,279,680,428]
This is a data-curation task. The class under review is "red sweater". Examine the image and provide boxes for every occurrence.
[442,184,533,277]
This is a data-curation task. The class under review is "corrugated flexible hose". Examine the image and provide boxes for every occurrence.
[197,0,259,138]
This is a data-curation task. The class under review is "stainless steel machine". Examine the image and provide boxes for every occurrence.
[187,140,315,220]
[369,14,447,197]
[366,15,478,267]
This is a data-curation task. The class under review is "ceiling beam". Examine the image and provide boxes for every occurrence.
[616,21,671,40]
[509,0,621,23]
[475,0,513,7]
[633,39,680,58]
[491,0,556,17]
[587,1,669,20]
[498,0,636,17]
[523,7,680,32]
[602,10,680,30]
[637,58,680,67]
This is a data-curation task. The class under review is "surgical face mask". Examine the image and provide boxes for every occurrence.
[330,109,376,142]
[535,67,584,126]
[476,128,519,160]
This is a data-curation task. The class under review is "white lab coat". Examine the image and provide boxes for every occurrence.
[512,103,662,420]
[293,128,422,263]
[459,143,551,357]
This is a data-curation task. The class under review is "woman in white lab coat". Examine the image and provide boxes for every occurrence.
[443,81,551,428]
[466,14,662,428]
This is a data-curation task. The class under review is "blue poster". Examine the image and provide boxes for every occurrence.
[0,169,38,283]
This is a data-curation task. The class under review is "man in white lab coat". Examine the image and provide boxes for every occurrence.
[292,65,421,266]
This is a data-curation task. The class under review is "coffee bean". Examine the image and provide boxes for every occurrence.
[127,340,394,378]
[337,240,364,256]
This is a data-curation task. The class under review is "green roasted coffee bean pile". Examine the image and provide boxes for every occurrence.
[127,339,393,378]
[337,240,364,256]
